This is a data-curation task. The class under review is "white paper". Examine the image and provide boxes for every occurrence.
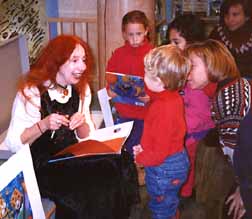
[85,121,134,142]
[0,145,45,219]
[0,150,13,159]
[97,88,114,127]
[83,121,134,143]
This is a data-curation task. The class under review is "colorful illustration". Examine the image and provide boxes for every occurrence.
[0,172,33,219]
[106,72,146,106]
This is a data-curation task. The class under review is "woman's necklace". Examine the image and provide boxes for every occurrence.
[56,83,69,97]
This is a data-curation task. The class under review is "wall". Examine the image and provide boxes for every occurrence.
[0,36,29,133]
[58,0,97,17]
[56,0,99,92]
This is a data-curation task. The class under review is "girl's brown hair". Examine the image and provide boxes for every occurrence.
[144,45,191,90]
[122,10,150,39]
[18,35,93,100]
[185,39,240,82]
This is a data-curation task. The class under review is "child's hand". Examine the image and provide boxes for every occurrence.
[133,144,143,155]
[133,144,143,162]
[138,94,150,103]
[107,88,117,98]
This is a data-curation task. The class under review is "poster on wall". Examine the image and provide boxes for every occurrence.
[0,0,46,64]
[0,146,45,219]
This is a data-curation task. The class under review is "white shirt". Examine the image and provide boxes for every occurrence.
[4,84,95,152]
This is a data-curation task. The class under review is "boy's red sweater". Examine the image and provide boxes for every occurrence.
[136,89,186,166]
[106,39,153,119]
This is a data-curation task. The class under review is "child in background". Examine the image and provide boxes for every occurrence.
[133,45,190,219]
[106,10,153,158]
[168,14,215,201]
[209,0,252,79]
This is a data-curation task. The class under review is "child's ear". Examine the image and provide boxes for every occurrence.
[157,77,166,90]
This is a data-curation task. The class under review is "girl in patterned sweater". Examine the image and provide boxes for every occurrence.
[185,39,252,219]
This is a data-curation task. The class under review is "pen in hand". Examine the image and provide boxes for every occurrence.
[50,114,69,139]
[51,130,56,139]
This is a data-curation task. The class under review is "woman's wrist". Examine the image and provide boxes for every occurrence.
[37,120,47,134]
[36,122,43,134]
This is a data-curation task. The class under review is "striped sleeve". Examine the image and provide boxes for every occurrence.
[212,78,251,148]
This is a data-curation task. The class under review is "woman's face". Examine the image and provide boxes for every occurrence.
[187,53,209,89]
[224,4,247,31]
[123,23,147,47]
[56,44,86,86]
[169,28,187,50]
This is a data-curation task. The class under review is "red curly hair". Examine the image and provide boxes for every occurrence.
[18,35,93,100]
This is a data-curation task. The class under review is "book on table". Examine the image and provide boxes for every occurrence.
[48,121,133,163]
[106,71,146,106]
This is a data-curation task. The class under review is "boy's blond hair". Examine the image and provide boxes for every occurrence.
[185,39,240,82]
[144,45,191,90]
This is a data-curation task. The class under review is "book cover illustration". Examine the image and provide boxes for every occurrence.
[106,71,146,106]
[48,121,133,163]
[0,171,33,219]
[0,146,45,219]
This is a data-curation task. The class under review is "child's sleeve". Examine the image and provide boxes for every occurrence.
[106,50,117,72]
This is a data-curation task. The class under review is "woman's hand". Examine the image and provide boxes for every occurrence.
[21,113,69,144]
[226,186,246,219]
[43,113,69,131]
[69,112,86,130]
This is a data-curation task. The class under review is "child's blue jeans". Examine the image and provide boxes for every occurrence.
[145,150,189,219]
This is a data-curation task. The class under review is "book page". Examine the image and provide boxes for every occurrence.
[97,88,114,127]
[86,121,134,142]
[106,71,146,106]
[48,121,134,163]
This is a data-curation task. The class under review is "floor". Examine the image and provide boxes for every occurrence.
[129,185,152,219]
[128,186,209,219]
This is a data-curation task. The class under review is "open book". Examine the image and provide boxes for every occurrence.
[106,71,146,106]
[48,121,133,163]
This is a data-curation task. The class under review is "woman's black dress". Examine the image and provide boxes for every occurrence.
[30,87,139,219]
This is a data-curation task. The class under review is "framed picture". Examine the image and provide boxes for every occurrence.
[0,145,45,219]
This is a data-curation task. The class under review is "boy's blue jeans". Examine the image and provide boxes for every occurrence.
[145,150,189,219]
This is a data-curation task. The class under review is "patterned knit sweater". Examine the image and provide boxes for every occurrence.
[209,20,252,78]
[212,77,251,148]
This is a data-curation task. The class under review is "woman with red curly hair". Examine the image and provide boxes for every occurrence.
[4,35,139,218]
[6,35,95,151]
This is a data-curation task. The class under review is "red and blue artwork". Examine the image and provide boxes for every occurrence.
[0,172,33,219]
[106,72,146,106]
